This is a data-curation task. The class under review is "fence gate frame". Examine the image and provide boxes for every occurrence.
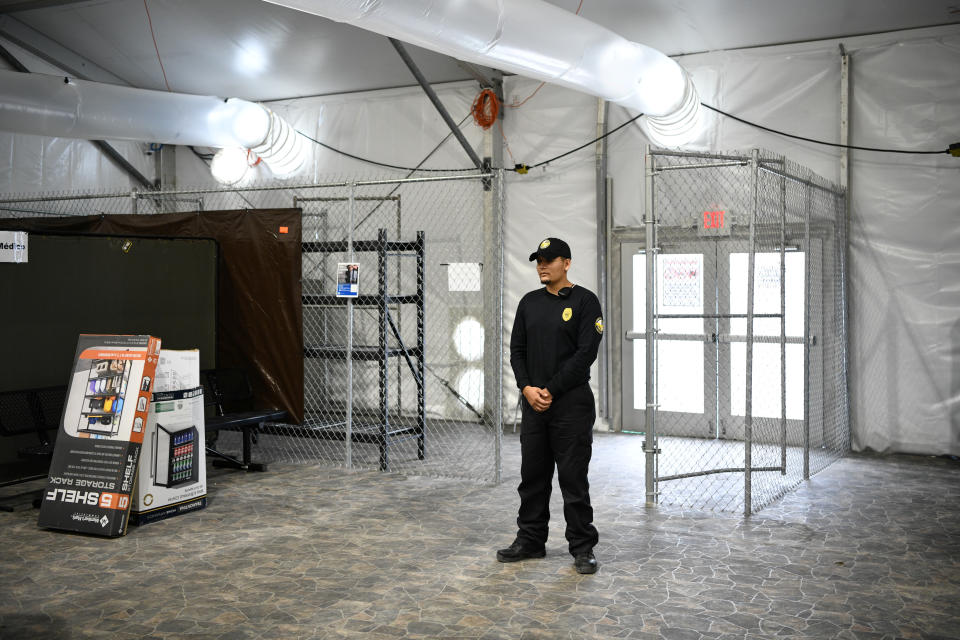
[614,146,850,515]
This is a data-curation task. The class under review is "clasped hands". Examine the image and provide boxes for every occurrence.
[523,385,553,412]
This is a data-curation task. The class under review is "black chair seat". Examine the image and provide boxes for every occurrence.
[206,410,287,431]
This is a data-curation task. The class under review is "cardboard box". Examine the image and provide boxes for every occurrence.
[38,334,161,537]
[131,349,207,525]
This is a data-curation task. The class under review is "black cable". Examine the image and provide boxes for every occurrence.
[189,145,215,159]
[296,129,478,173]
[702,103,953,155]
[525,113,644,170]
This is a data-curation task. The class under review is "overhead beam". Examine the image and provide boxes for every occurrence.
[389,37,483,170]
[0,38,28,71]
[0,0,96,15]
[0,39,155,190]
[455,60,498,88]
[91,140,155,190]
[0,15,127,84]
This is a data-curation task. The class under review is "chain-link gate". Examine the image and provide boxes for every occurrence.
[624,148,849,515]
[0,171,504,484]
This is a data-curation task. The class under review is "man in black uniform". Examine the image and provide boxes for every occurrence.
[498,237,604,574]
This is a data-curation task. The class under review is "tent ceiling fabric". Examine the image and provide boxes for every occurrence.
[0,0,957,100]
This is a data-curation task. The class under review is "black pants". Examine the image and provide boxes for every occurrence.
[515,383,599,556]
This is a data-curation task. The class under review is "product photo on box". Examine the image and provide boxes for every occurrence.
[37,334,161,537]
[131,349,207,525]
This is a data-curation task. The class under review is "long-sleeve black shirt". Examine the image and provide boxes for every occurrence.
[510,285,604,398]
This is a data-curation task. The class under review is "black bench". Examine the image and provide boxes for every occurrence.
[0,385,64,510]
[201,369,288,473]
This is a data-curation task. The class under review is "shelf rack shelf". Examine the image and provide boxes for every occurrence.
[301,228,425,471]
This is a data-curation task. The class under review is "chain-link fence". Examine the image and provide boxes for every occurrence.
[0,171,504,484]
[633,148,849,515]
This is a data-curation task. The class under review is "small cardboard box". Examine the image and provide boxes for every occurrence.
[131,349,207,525]
[38,334,161,537]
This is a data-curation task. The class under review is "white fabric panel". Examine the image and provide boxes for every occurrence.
[500,77,601,412]
[278,81,482,179]
[845,34,960,455]
[602,26,960,454]
[0,132,152,194]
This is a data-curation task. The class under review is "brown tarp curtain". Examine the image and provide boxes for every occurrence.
[8,209,304,423]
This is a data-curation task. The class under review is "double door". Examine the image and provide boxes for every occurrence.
[622,236,819,444]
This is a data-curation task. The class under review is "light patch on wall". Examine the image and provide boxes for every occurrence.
[453,317,484,362]
[456,368,484,412]
[236,42,269,75]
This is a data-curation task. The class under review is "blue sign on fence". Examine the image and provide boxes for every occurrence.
[336,263,359,298]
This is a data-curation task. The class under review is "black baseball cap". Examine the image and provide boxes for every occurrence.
[529,237,571,262]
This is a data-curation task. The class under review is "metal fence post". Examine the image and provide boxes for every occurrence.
[803,185,812,480]
[346,181,355,469]
[644,146,658,506]
[780,171,787,475]
[745,149,760,516]
[495,169,504,484]
[839,190,852,453]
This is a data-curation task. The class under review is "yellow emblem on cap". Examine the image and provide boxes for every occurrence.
[595,317,604,334]
[539,239,551,249]
[562,307,572,322]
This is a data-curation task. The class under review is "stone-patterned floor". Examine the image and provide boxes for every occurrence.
[0,433,958,639]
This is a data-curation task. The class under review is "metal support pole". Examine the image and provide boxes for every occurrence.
[839,45,851,193]
[346,183,355,469]
[643,146,658,506]
[605,176,615,426]
[378,227,388,471]
[596,98,610,420]
[495,169,505,483]
[389,38,483,170]
[158,144,176,191]
[416,230,426,462]
[780,170,787,475]
[839,45,854,454]
[482,71,504,462]
[745,149,760,516]
[803,186,812,479]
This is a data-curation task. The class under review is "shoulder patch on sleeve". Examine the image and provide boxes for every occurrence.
[595,317,604,334]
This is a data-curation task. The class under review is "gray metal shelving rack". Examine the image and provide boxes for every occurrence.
[301,228,425,471]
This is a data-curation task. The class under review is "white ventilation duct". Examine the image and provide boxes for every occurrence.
[0,69,306,180]
[262,0,702,146]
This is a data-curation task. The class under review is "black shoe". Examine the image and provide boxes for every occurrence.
[574,551,598,574]
[496,541,546,563]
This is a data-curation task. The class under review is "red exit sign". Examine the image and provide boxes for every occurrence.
[703,210,725,228]
[698,210,731,236]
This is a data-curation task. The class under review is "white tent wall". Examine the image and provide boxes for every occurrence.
[2,24,958,457]
[844,32,960,457]
[500,77,603,427]
[527,25,959,456]
[0,133,152,194]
